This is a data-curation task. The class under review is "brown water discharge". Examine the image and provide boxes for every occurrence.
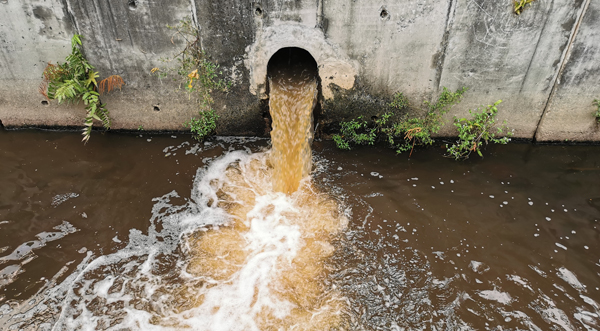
[268,55,318,194]
[183,57,348,329]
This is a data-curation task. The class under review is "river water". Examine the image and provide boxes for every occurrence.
[1,131,600,328]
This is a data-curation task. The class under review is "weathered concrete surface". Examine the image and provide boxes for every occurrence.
[437,0,585,138]
[535,0,600,141]
[246,22,358,99]
[324,0,448,98]
[1,0,600,141]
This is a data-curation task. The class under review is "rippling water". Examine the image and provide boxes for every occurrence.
[1,127,599,330]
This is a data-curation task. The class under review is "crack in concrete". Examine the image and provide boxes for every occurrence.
[190,0,201,50]
[519,0,553,94]
[434,0,457,95]
[60,0,80,36]
[534,0,591,141]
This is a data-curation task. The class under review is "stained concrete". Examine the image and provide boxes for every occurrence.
[535,0,600,141]
[1,0,599,141]
[437,0,585,139]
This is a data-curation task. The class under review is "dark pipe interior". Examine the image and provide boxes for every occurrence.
[267,47,318,77]
[264,47,321,136]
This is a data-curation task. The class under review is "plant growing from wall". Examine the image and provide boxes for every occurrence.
[332,116,378,150]
[39,34,124,143]
[514,0,536,15]
[152,17,230,141]
[331,95,400,150]
[185,108,218,142]
[594,99,600,122]
[382,87,467,156]
[446,100,512,160]
[333,88,467,156]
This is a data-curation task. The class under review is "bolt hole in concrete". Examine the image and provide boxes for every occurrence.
[41,100,49,105]
[153,105,160,111]
[254,6,263,16]
[380,8,389,19]
[128,0,137,10]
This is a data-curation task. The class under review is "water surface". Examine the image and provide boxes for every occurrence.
[1,129,599,330]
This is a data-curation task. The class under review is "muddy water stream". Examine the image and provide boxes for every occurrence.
[1,130,600,329]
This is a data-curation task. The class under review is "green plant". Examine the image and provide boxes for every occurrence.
[594,99,600,122]
[137,125,144,131]
[446,100,512,160]
[514,0,536,15]
[382,87,467,155]
[152,17,229,141]
[332,116,377,150]
[40,35,124,143]
[333,87,467,156]
[390,92,409,111]
[185,109,219,141]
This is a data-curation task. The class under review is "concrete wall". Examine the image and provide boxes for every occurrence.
[1,0,599,141]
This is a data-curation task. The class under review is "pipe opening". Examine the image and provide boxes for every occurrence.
[265,47,320,135]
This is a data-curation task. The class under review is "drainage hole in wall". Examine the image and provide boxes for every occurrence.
[41,100,49,105]
[254,6,263,17]
[380,9,389,19]
[153,105,160,111]
[128,0,137,10]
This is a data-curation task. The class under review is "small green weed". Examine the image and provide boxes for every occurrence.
[446,100,512,160]
[384,87,467,155]
[514,0,536,15]
[333,87,467,156]
[186,109,219,141]
[593,99,600,122]
[390,92,409,111]
[40,35,124,143]
[332,116,377,150]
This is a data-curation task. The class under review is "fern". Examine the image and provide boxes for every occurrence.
[39,34,124,143]
[99,75,125,94]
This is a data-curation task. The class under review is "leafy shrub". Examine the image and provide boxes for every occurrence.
[333,116,376,150]
[39,34,123,143]
[185,109,218,142]
[594,99,600,122]
[514,0,536,15]
[333,87,467,156]
[390,92,409,111]
[382,87,467,155]
[446,100,512,160]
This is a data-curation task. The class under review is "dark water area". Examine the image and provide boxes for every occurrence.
[1,129,599,330]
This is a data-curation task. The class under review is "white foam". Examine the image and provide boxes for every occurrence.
[478,290,512,305]
[557,267,586,292]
